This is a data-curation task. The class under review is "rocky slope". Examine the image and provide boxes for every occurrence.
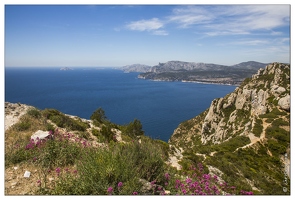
[169,62,290,194]
[138,61,268,85]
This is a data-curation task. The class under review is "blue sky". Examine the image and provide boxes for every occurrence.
[4,4,291,67]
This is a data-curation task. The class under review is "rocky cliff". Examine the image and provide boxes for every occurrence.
[139,61,268,85]
[121,64,152,73]
[169,62,290,194]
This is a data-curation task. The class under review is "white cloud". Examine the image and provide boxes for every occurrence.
[152,30,169,36]
[168,5,290,35]
[167,6,214,28]
[124,5,290,38]
[126,18,164,31]
[230,39,269,46]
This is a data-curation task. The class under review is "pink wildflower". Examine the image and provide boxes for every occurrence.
[107,187,113,195]
[118,182,123,188]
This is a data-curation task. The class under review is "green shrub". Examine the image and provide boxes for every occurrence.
[100,125,115,143]
[45,123,55,132]
[27,108,41,118]
[46,139,166,195]
[42,109,89,131]
[272,118,289,127]
[90,107,108,125]
[253,119,263,137]
[121,119,144,138]
[13,119,31,131]
[91,128,99,136]
[76,131,90,140]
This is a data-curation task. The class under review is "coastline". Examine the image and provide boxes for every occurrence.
[137,75,240,86]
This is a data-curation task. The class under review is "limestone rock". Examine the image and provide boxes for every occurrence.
[278,95,290,111]
[31,130,50,142]
[271,85,286,96]
[138,179,165,195]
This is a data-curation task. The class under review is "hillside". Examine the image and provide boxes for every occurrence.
[5,103,253,195]
[138,61,268,85]
[168,62,290,194]
[4,62,290,195]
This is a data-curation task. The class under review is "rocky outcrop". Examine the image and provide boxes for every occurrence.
[278,94,290,111]
[5,102,33,131]
[139,61,268,85]
[31,130,50,142]
[170,62,290,145]
[168,62,290,194]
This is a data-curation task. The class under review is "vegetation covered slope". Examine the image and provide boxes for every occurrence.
[5,104,253,195]
[5,62,289,195]
[169,62,290,194]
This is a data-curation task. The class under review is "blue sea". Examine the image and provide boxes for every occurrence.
[5,67,236,141]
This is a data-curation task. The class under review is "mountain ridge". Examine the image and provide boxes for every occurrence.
[122,61,270,85]
[168,62,290,194]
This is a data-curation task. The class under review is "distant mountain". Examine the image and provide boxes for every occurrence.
[60,67,73,71]
[121,64,152,73]
[138,61,269,85]
[231,61,269,70]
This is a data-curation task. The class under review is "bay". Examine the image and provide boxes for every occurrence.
[5,67,236,141]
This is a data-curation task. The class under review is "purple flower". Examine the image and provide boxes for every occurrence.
[182,189,187,195]
[164,173,170,180]
[132,192,138,195]
[107,187,113,194]
[55,167,61,175]
[186,178,192,184]
[118,182,123,188]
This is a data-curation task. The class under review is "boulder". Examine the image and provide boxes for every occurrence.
[278,95,290,111]
[138,179,165,195]
[31,130,50,142]
[271,85,286,96]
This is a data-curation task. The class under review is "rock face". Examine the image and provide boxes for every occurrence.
[168,62,290,194]
[139,61,268,85]
[278,94,290,111]
[170,62,290,145]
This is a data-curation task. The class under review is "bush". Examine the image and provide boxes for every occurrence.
[5,130,83,168]
[27,108,41,118]
[45,123,55,132]
[253,119,263,137]
[13,119,31,131]
[42,109,89,131]
[46,138,166,195]
[100,125,115,143]
[121,119,144,138]
[90,107,108,125]
[76,131,90,140]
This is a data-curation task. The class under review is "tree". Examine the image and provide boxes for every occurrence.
[126,119,144,137]
[90,108,107,124]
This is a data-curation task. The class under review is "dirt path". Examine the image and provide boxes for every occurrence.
[235,118,270,151]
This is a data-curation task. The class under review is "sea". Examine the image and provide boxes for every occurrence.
[5,67,236,142]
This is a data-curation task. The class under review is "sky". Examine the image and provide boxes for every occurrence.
[4,2,291,67]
